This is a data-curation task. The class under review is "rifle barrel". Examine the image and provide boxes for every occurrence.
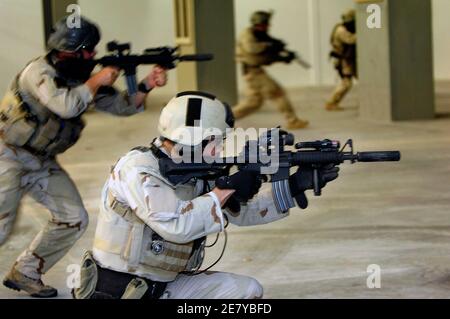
[292,150,401,165]
[356,151,401,162]
[159,150,401,177]
[296,58,311,69]
[179,54,214,62]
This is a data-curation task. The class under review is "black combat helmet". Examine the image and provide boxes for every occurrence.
[47,16,101,52]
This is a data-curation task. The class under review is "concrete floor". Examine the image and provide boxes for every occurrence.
[1,84,450,299]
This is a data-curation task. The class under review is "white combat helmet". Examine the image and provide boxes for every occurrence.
[158,91,235,146]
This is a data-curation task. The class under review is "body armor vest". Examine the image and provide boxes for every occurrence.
[0,64,85,158]
[93,146,206,282]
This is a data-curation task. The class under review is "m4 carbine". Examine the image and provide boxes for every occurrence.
[159,129,401,211]
[96,41,214,95]
[268,38,311,69]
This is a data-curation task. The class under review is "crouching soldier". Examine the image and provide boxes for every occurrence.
[0,16,167,298]
[73,92,339,299]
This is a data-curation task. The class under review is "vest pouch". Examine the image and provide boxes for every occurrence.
[121,278,148,299]
[72,251,99,299]
[121,222,145,272]
[45,118,85,156]
[141,239,193,273]
[185,241,205,272]
[26,117,61,152]
[0,91,36,147]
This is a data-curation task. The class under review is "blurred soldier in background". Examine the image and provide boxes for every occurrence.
[326,9,357,111]
[233,11,309,130]
[0,16,167,298]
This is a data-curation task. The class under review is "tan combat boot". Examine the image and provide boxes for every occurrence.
[3,268,58,298]
[286,118,309,130]
[325,103,345,111]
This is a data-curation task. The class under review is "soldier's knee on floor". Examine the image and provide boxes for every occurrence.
[242,277,264,299]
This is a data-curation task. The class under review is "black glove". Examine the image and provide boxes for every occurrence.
[289,165,340,209]
[271,39,285,51]
[215,171,263,203]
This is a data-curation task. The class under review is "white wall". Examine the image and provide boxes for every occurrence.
[0,0,177,94]
[78,0,177,95]
[432,0,450,80]
[0,0,45,94]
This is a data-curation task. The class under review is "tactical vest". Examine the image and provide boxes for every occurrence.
[0,65,85,158]
[236,28,276,67]
[93,147,206,282]
[330,24,356,61]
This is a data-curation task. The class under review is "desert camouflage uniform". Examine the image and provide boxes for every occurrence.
[89,142,289,299]
[0,56,144,280]
[327,24,357,109]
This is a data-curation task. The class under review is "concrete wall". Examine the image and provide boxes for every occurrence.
[357,0,392,122]
[195,0,238,105]
[358,0,435,122]
[432,0,450,80]
[389,0,435,120]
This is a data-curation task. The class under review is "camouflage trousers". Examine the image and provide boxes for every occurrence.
[0,141,88,280]
[161,271,263,299]
[233,68,301,125]
[327,58,356,106]
[328,76,354,106]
